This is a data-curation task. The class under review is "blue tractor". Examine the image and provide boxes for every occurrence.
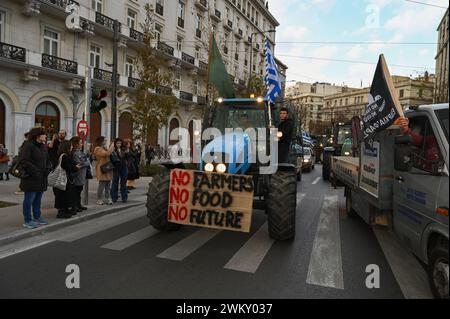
[146,98,299,241]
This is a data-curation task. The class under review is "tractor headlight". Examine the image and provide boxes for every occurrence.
[205,163,214,172]
[344,151,350,156]
[216,163,227,173]
[277,131,283,138]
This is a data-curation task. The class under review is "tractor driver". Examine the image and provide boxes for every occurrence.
[239,113,252,130]
[277,107,294,164]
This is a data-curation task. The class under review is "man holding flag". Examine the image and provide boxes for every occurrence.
[265,39,293,163]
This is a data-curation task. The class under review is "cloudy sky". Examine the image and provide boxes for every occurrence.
[269,0,448,88]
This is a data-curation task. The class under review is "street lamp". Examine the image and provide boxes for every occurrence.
[248,29,276,88]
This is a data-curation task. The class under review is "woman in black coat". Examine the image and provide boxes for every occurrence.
[19,127,52,229]
[53,140,80,219]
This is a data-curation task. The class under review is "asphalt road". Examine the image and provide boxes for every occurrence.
[0,165,416,299]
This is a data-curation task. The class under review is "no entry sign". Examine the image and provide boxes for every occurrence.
[168,169,255,233]
[77,120,89,140]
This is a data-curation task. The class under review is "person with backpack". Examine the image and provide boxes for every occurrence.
[19,127,52,229]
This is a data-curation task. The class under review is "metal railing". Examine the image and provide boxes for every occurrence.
[42,54,78,74]
[157,42,174,56]
[180,91,193,101]
[130,28,144,43]
[41,0,79,9]
[95,12,118,31]
[0,42,26,62]
[93,68,119,83]
[128,77,143,88]
[156,86,172,96]
[182,52,195,65]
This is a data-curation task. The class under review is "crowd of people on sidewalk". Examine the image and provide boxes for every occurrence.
[4,127,142,229]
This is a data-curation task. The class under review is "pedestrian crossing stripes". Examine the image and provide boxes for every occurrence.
[157,229,221,261]
[312,177,321,185]
[306,195,344,290]
[101,226,159,251]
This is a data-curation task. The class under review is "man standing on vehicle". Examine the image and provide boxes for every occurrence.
[277,107,294,164]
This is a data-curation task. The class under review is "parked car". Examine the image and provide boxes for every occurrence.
[301,147,315,172]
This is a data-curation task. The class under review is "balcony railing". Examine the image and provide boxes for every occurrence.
[130,28,144,43]
[41,0,79,9]
[156,3,164,16]
[180,91,193,102]
[157,42,174,56]
[182,52,195,65]
[197,96,206,105]
[94,68,119,83]
[156,86,172,96]
[95,12,119,31]
[128,77,143,89]
[42,54,78,74]
[0,42,26,62]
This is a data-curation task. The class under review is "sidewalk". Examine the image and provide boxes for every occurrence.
[0,176,152,246]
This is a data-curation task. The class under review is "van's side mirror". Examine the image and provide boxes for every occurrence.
[395,135,413,145]
[395,145,413,172]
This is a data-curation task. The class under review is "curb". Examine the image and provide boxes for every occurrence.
[0,202,145,247]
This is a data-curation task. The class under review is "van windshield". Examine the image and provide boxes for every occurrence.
[436,109,449,142]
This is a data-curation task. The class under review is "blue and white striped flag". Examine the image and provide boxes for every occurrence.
[302,131,314,145]
[264,40,282,104]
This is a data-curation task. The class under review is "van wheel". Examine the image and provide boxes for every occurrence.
[429,241,449,299]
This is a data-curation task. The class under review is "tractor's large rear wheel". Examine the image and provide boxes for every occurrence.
[146,169,181,231]
[266,170,297,241]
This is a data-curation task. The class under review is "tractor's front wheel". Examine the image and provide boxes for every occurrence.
[266,170,297,241]
[146,168,181,231]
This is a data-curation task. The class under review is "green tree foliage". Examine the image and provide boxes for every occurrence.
[247,75,266,97]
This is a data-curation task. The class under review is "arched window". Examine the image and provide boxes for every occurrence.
[35,102,60,139]
[169,118,180,145]
[0,98,5,145]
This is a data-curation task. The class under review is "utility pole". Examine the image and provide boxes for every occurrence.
[110,19,120,140]
[83,66,92,206]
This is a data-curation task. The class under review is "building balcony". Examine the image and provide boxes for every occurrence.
[195,0,208,11]
[210,8,222,22]
[128,77,143,89]
[95,12,119,32]
[0,42,26,63]
[42,54,77,74]
[93,68,119,84]
[181,52,195,69]
[157,42,175,57]
[130,28,144,43]
[197,96,206,105]
[156,86,172,96]
[198,61,208,75]
[224,20,233,31]
[235,29,244,39]
[179,91,193,102]
[40,0,79,9]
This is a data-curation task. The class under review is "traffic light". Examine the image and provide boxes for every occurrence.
[90,88,108,113]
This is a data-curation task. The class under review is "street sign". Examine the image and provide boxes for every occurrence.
[168,169,254,233]
[77,120,89,140]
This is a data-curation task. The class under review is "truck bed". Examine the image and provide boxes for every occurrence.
[331,156,360,188]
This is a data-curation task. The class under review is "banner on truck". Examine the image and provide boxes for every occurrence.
[168,169,254,233]
[360,141,380,198]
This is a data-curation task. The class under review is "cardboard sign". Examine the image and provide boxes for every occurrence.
[360,141,380,198]
[168,169,254,233]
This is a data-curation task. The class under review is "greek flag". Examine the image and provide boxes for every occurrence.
[302,131,314,145]
[264,40,282,104]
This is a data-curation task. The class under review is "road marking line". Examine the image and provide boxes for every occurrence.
[157,228,221,261]
[224,222,274,273]
[306,195,344,289]
[0,240,53,260]
[312,177,321,185]
[101,226,159,251]
[373,227,433,299]
[58,209,146,242]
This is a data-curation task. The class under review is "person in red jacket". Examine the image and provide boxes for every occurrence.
[397,117,440,171]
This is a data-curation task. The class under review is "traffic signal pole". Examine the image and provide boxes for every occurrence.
[83,66,92,206]
[110,20,120,140]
